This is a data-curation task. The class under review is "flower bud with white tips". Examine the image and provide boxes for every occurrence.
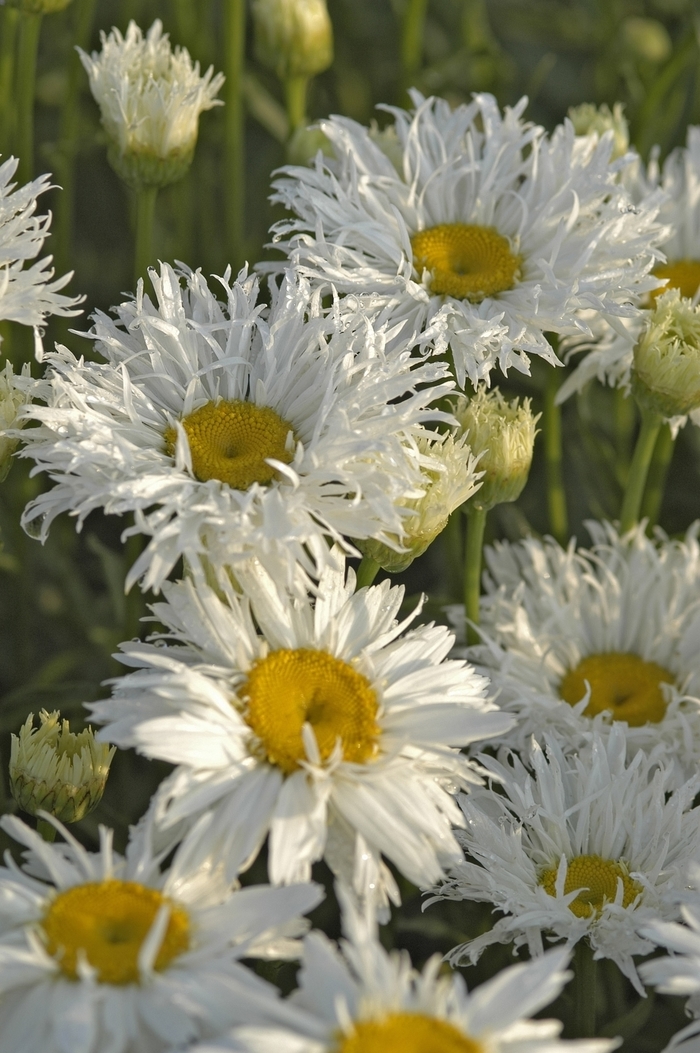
[252,0,333,81]
[632,288,700,419]
[0,361,30,483]
[10,710,115,824]
[568,102,629,160]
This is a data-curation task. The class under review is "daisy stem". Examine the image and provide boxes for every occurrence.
[464,505,487,646]
[285,75,308,134]
[36,819,56,843]
[356,556,380,589]
[133,185,158,288]
[401,0,429,83]
[574,941,597,1038]
[543,367,568,545]
[639,422,674,529]
[0,5,18,158]
[16,10,42,186]
[224,0,246,270]
[619,407,662,534]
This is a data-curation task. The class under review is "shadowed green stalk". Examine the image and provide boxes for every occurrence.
[574,941,597,1038]
[285,74,308,133]
[0,6,19,158]
[619,408,662,534]
[613,387,636,487]
[54,0,99,277]
[37,818,56,842]
[640,423,675,529]
[543,367,568,544]
[464,505,487,646]
[16,10,42,185]
[356,556,380,589]
[444,511,463,601]
[133,186,158,288]
[224,0,246,270]
[401,0,429,85]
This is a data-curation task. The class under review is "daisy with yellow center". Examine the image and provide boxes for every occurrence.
[90,547,512,914]
[190,889,611,1053]
[0,813,322,1053]
[19,263,452,593]
[270,90,665,387]
[447,522,700,784]
[431,728,700,994]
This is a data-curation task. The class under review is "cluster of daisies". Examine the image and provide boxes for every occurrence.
[6,16,700,1050]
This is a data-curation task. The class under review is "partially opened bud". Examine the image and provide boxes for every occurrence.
[455,386,539,512]
[568,102,629,160]
[632,288,700,418]
[357,432,481,573]
[79,20,224,190]
[10,711,115,823]
[253,0,333,81]
[0,361,30,483]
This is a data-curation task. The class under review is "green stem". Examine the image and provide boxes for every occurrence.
[223,0,246,271]
[0,6,18,159]
[356,556,380,589]
[574,941,597,1038]
[445,511,463,601]
[133,185,158,288]
[619,408,662,534]
[285,74,308,134]
[401,0,429,81]
[54,0,99,278]
[464,505,487,647]
[543,367,568,544]
[37,818,56,842]
[16,11,42,186]
[639,423,675,530]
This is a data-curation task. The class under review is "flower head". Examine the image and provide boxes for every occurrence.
[430,729,700,992]
[0,813,321,1053]
[79,20,224,189]
[9,710,115,823]
[253,0,333,81]
[268,92,665,387]
[568,102,629,159]
[454,386,539,510]
[632,288,700,418]
[0,360,30,481]
[89,549,512,915]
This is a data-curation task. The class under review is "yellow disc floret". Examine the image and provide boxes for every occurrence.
[411,223,521,302]
[539,855,643,918]
[559,651,674,726]
[42,880,190,984]
[652,260,700,302]
[336,1013,482,1053]
[164,399,296,491]
[242,648,380,775]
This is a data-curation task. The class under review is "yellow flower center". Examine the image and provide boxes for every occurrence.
[164,399,296,490]
[559,651,674,726]
[241,648,380,775]
[41,880,190,984]
[539,855,643,918]
[411,223,521,302]
[652,259,700,302]
[336,1013,482,1053]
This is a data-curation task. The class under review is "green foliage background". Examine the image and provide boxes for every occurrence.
[2,0,700,1044]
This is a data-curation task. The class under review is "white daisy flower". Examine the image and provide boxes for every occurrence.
[18,263,451,593]
[268,91,665,388]
[190,889,612,1053]
[431,728,700,992]
[78,20,224,189]
[0,157,82,349]
[446,521,700,782]
[0,812,322,1053]
[88,548,513,915]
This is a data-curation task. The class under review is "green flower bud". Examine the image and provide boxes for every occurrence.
[10,711,115,824]
[568,102,629,160]
[620,16,672,64]
[632,289,700,419]
[455,386,540,512]
[357,432,481,572]
[0,361,30,484]
[253,0,334,81]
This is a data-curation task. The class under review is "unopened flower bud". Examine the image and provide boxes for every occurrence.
[455,386,539,512]
[357,432,481,572]
[0,361,30,483]
[253,0,333,82]
[10,711,115,823]
[79,20,224,190]
[621,16,672,64]
[568,102,629,160]
[632,288,700,418]
[5,0,72,13]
